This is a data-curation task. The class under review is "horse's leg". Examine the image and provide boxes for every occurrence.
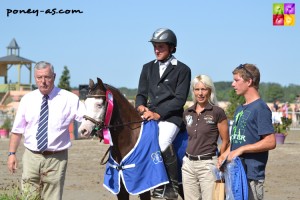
[117,182,129,200]
[139,191,150,200]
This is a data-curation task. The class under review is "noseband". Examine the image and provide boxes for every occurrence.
[83,91,113,144]
[83,90,145,143]
[83,94,107,129]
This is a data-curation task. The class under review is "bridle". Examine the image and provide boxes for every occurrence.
[82,87,145,165]
[83,92,112,144]
[83,91,145,142]
[83,94,106,129]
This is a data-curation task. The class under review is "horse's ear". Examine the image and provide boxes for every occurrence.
[89,79,95,88]
[97,77,105,90]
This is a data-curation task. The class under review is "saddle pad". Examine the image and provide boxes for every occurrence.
[173,129,188,184]
[103,120,169,195]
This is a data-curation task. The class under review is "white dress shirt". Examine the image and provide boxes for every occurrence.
[12,86,86,151]
[158,56,175,77]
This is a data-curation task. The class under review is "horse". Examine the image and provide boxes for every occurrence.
[78,78,185,200]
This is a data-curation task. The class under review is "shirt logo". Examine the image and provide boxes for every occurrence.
[204,115,215,124]
[185,115,193,126]
[231,110,251,144]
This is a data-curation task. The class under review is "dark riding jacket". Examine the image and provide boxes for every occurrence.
[135,58,191,128]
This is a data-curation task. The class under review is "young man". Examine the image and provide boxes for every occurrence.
[136,28,191,199]
[219,63,276,200]
[7,61,86,200]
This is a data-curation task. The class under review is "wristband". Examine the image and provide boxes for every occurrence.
[8,152,16,156]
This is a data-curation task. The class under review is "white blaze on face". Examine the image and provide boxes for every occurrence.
[78,97,106,137]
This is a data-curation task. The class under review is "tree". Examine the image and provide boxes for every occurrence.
[260,83,284,102]
[225,89,245,119]
[58,66,71,91]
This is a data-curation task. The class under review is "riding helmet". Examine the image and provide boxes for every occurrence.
[149,28,177,53]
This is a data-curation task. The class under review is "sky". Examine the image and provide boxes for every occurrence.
[0,0,299,89]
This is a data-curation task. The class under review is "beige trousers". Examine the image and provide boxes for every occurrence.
[181,155,217,200]
[22,148,68,200]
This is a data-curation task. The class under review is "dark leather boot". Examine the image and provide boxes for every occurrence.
[152,145,178,199]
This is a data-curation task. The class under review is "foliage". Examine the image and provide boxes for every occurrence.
[273,117,292,136]
[109,82,300,104]
[58,66,71,91]
[0,118,12,130]
[118,87,137,100]
[0,180,41,200]
[225,89,245,119]
[215,82,232,101]
[259,82,284,102]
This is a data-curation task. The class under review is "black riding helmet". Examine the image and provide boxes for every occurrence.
[149,28,177,53]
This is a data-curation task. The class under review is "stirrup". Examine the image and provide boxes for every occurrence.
[151,185,178,200]
[151,187,164,199]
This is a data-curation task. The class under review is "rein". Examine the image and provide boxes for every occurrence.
[84,89,145,164]
[83,115,145,130]
[84,93,145,130]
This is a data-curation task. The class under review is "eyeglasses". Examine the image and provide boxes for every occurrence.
[236,64,254,80]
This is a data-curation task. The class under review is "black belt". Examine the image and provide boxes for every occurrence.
[27,148,67,156]
[185,152,215,161]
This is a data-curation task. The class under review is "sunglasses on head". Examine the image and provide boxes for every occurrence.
[236,64,254,80]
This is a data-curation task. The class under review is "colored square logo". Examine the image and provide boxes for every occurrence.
[273,3,284,15]
[273,3,296,26]
[284,14,295,25]
[273,14,284,25]
[285,3,295,14]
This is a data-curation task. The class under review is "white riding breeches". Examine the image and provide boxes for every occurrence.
[158,121,180,152]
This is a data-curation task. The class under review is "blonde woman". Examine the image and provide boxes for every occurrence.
[182,74,229,200]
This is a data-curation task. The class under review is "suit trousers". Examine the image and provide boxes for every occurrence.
[22,148,68,200]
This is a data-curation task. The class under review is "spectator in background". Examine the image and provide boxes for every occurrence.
[272,99,280,112]
[294,95,300,123]
[282,102,289,118]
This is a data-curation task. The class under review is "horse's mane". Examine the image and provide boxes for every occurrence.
[104,83,136,110]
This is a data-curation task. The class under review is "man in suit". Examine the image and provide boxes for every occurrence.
[136,28,191,199]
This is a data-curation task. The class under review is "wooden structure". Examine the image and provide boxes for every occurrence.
[0,38,35,92]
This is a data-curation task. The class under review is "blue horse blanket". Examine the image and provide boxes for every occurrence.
[103,120,188,195]
[224,157,248,200]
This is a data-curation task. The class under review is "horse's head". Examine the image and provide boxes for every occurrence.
[78,78,107,138]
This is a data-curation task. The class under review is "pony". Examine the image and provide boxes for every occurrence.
[78,78,186,200]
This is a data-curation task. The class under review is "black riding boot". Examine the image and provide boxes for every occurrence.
[152,145,178,200]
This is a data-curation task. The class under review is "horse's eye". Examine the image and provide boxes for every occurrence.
[97,104,103,109]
